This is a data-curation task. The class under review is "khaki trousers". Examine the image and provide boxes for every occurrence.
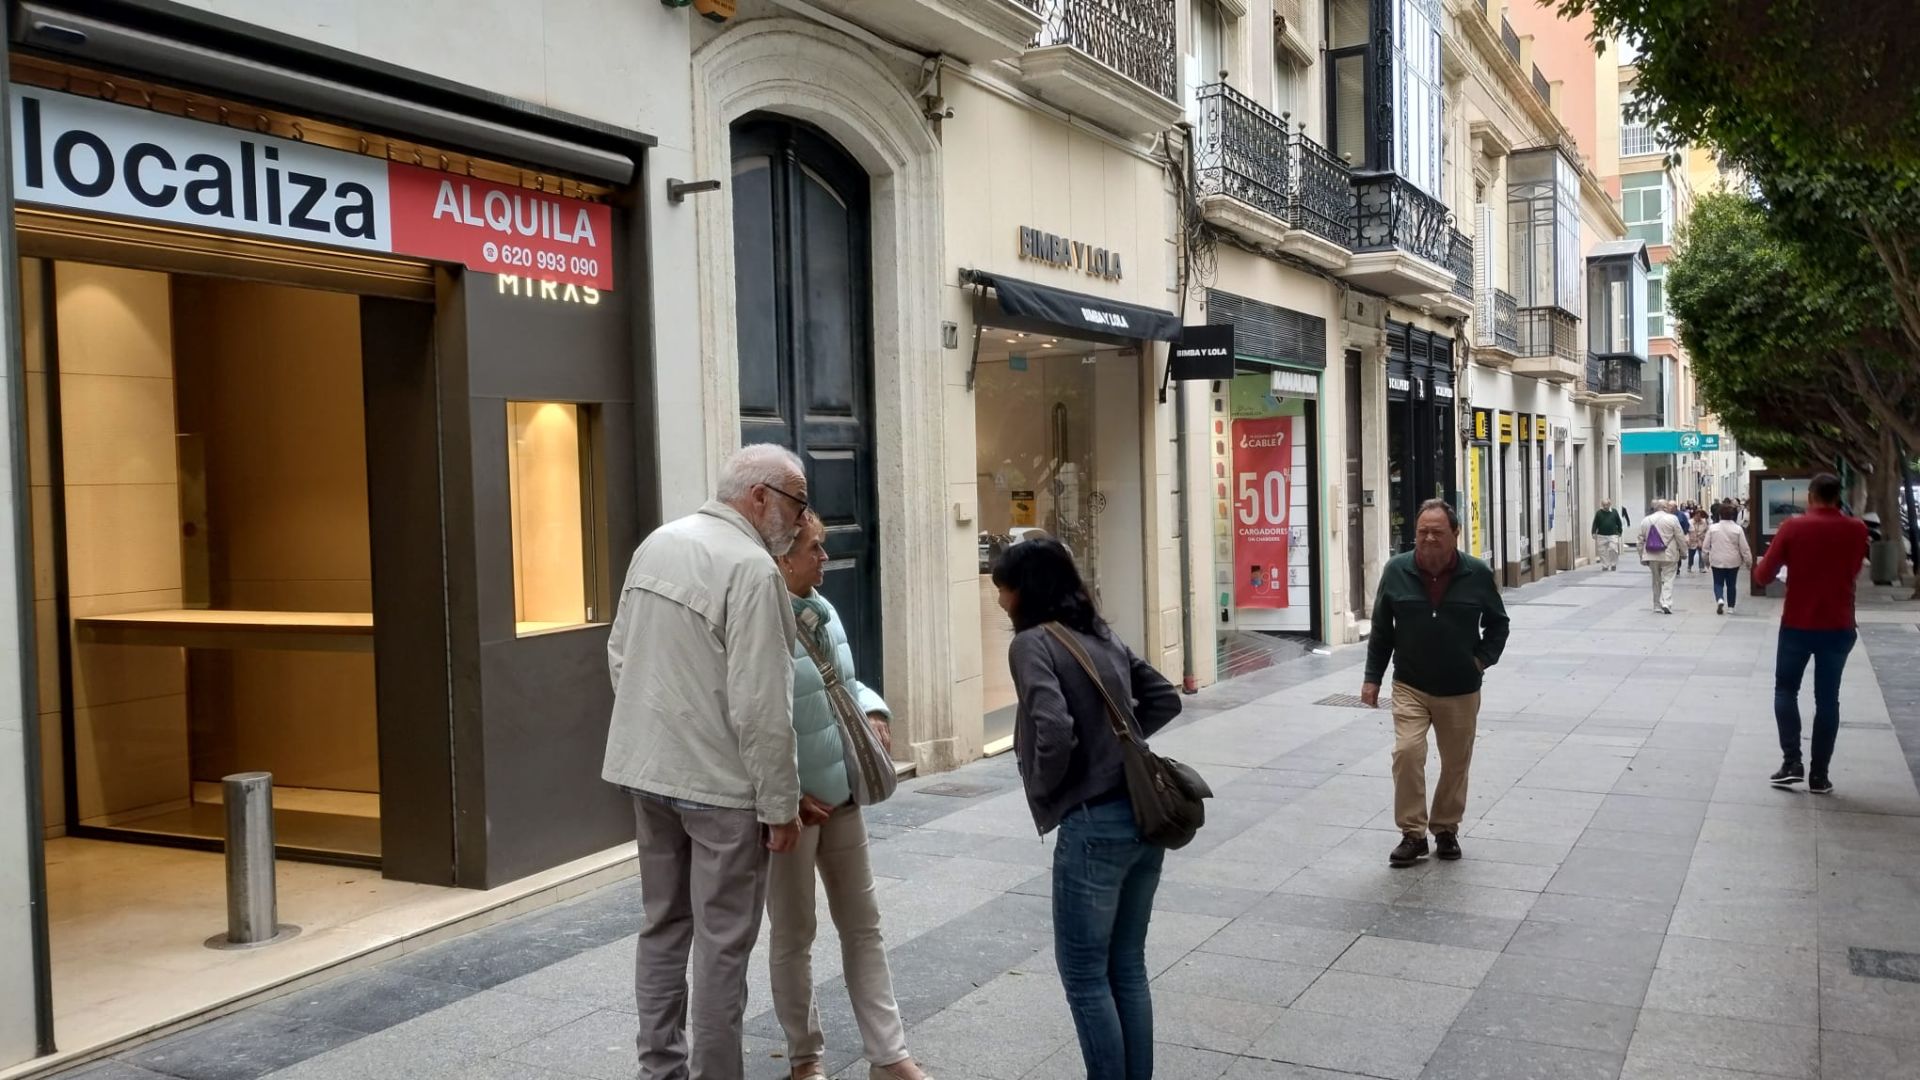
[1595,534,1620,569]
[767,804,909,1069]
[632,795,769,1080]
[1391,683,1481,836]
[1647,560,1678,610]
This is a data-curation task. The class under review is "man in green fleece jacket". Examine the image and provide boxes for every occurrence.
[1360,499,1511,868]
[1591,499,1624,571]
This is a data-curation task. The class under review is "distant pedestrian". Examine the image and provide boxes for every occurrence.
[1687,507,1710,573]
[766,514,927,1080]
[1756,473,1870,795]
[995,538,1181,1080]
[605,444,809,1080]
[1703,504,1753,615]
[1638,500,1686,614]
[1361,500,1511,868]
[1591,499,1624,572]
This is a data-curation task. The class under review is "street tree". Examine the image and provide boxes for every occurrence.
[1556,0,1920,361]
[1665,194,1918,523]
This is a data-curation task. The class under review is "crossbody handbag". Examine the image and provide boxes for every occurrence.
[1041,623,1211,849]
[795,606,898,806]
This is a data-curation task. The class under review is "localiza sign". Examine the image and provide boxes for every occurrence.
[11,85,613,290]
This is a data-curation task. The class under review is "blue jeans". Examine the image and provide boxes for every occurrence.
[1774,627,1858,774]
[1053,797,1163,1080]
[1711,567,1740,608]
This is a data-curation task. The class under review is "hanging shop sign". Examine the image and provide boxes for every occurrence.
[1017,225,1123,281]
[1169,324,1236,380]
[1498,412,1515,445]
[1231,416,1293,610]
[1518,414,1534,443]
[1470,408,1493,445]
[1534,417,1549,442]
[12,84,614,290]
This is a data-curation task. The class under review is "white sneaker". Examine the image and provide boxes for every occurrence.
[1717,600,1726,614]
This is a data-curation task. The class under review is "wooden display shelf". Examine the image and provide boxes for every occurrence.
[75,610,374,653]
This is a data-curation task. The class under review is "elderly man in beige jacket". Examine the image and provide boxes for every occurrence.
[1638,499,1687,615]
[604,443,809,1080]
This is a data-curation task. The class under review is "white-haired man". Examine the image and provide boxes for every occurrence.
[605,443,810,1080]
[1638,499,1686,615]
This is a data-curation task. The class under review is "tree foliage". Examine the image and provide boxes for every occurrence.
[1664,194,1920,469]
[1557,0,1920,367]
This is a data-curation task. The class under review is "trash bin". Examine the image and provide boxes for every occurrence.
[1870,540,1902,585]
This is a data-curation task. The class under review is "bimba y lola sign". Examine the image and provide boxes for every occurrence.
[10,84,614,290]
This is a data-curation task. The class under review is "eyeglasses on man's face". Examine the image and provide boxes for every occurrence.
[761,482,809,514]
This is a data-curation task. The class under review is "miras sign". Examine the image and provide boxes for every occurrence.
[10,84,615,290]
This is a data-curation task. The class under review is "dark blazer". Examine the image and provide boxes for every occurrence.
[1008,624,1181,834]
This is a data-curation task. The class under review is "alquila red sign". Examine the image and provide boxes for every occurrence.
[10,83,614,290]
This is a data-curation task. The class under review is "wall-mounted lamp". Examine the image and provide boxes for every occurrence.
[666,178,723,204]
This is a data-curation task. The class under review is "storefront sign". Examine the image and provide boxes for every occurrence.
[1518,414,1533,443]
[1231,417,1292,610]
[1621,430,1721,455]
[12,84,614,289]
[1498,412,1514,444]
[1534,417,1549,442]
[1170,324,1236,380]
[1017,226,1123,281]
[1471,408,1493,444]
[1009,490,1036,527]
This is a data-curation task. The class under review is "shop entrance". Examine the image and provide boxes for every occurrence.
[22,258,410,863]
[730,115,882,684]
[974,333,1145,746]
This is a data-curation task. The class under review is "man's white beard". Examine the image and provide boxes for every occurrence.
[758,503,800,556]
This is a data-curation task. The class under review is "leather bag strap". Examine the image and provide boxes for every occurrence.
[1041,622,1139,747]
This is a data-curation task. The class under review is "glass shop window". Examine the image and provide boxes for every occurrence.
[507,401,602,635]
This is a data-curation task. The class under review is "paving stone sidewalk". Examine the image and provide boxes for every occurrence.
[55,565,1920,1080]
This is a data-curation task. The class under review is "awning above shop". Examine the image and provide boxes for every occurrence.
[961,268,1183,344]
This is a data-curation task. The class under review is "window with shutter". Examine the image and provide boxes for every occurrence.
[1474,203,1494,328]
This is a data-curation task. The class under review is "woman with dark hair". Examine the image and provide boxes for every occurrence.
[990,538,1181,1080]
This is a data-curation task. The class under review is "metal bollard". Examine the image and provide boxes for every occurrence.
[205,772,300,950]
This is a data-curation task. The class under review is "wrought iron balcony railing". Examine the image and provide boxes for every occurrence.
[1449,227,1474,301]
[1516,305,1581,361]
[1351,171,1452,266]
[1032,0,1178,100]
[1289,129,1353,248]
[1475,287,1520,352]
[1587,352,1644,396]
[1194,84,1292,222]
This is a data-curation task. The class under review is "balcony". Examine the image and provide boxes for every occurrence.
[1194,84,1293,247]
[1513,305,1582,382]
[1531,64,1551,105]
[1473,286,1520,363]
[1022,0,1182,137]
[803,0,1043,63]
[1500,14,1521,64]
[1428,226,1475,317]
[1285,131,1354,268]
[1337,171,1456,299]
[1587,352,1645,406]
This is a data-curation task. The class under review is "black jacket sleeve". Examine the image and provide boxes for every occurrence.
[1476,577,1511,670]
[1363,574,1396,684]
[1127,646,1182,737]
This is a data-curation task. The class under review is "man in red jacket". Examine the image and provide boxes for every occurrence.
[1754,474,1871,794]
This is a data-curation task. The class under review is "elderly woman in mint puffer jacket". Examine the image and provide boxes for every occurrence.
[767,513,929,1080]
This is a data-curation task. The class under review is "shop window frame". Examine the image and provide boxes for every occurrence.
[504,399,609,637]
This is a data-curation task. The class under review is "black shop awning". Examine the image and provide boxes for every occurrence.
[961,269,1183,343]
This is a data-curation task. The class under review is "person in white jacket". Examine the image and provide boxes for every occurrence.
[1638,500,1687,614]
[1702,502,1755,615]
[604,443,809,1080]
